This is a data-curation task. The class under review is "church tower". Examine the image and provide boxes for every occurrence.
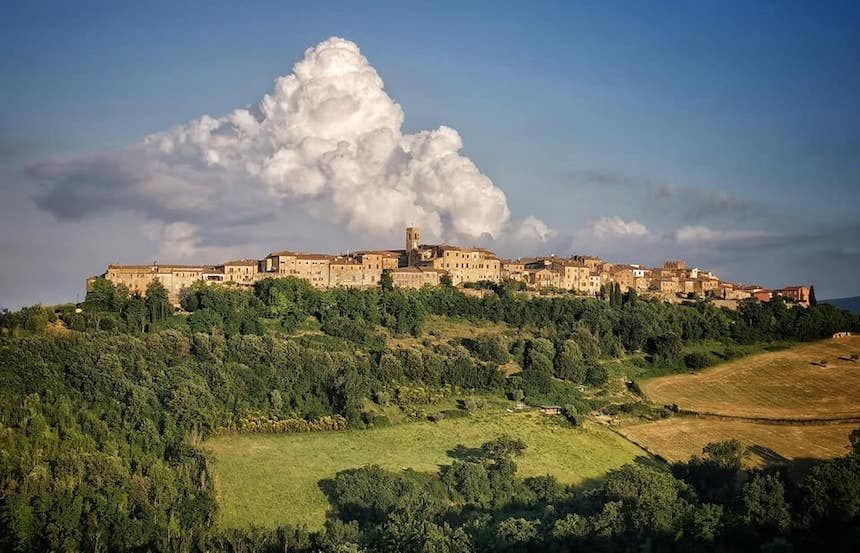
[406,227,420,251]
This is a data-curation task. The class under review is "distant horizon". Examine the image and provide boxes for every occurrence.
[2,1,859,308]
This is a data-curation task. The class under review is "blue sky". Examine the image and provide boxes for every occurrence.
[1,1,859,307]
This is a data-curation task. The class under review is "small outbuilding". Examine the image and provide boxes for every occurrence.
[539,405,562,415]
[833,332,853,339]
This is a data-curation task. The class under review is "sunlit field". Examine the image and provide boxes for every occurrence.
[641,336,860,420]
[205,411,648,529]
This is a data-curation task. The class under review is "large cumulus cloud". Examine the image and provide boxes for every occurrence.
[33,37,520,255]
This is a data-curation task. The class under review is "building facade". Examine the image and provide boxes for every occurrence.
[90,227,809,308]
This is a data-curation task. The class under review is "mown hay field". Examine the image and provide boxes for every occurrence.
[620,417,856,467]
[641,336,860,420]
[204,411,647,529]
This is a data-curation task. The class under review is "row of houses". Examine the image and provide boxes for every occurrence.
[91,227,810,306]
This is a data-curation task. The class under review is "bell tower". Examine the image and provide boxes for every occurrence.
[406,227,420,251]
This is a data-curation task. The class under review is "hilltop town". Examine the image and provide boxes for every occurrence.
[91,226,811,307]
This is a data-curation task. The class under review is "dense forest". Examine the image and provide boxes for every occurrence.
[1,277,858,552]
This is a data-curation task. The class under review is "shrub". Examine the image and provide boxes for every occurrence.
[722,347,741,360]
[561,406,585,426]
[684,352,712,370]
[371,415,391,428]
[374,390,391,406]
[585,364,608,386]
[647,333,683,361]
[466,334,510,364]
[508,389,525,402]
[459,398,486,411]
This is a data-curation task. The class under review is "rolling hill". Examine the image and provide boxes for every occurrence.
[824,295,860,315]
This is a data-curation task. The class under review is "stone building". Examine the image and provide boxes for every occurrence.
[263,251,333,288]
[390,266,442,289]
[405,229,501,285]
[663,260,687,270]
[651,278,679,295]
[774,285,810,305]
[500,259,529,282]
[103,263,205,303]
[89,226,808,308]
[221,259,260,286]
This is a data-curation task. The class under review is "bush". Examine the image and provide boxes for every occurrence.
[371,415,391,428]
[508,389,525,402]
[427,412,444,423]
[374,390,391,406]
[459,398,486,411]
[684,352,712,370]
[647,333,683,361]
[465,334,510,364]
[561,405,585,426]
[585,364,608,386]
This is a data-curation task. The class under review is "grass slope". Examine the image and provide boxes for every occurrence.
[204,411,648,529]
[641,336,860,420]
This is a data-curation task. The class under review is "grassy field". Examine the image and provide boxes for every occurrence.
[623,337,860,467]
[620,418,856,467]
[204,411,648,529]
[641,336,860,420]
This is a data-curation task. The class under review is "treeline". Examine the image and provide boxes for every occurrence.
[5,277,856,348]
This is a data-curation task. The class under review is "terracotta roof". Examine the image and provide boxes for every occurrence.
[107,264,204,271]
[330,258,362,266]
[295,253,333,260]
[222,259,259,266]
[269,251,332,260]
[354,250,401,257]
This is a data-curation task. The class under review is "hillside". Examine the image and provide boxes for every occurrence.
[640,336,860,420]
[624,337,860,466]
[3,278,860,552]
[824,295,860,315]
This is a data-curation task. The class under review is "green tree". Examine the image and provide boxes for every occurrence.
[144,280,171,323]
[481,435,526,462]
[123,294,148,332]
[380,269,394,292]
[599,464,687,535]
[743,473,791,533]
[85,277,118,311]
[647,332,683,362]
[494,517,539,551]
[554,339,586,382]
[809,285,817,306]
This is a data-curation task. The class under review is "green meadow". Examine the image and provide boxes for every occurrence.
[204,410,648,529]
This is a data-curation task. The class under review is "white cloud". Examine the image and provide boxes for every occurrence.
[34,37,518,253]
[139,221,199,260]
[514,215,554,242]
[673,225,770,243]
[589,216,650,240]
